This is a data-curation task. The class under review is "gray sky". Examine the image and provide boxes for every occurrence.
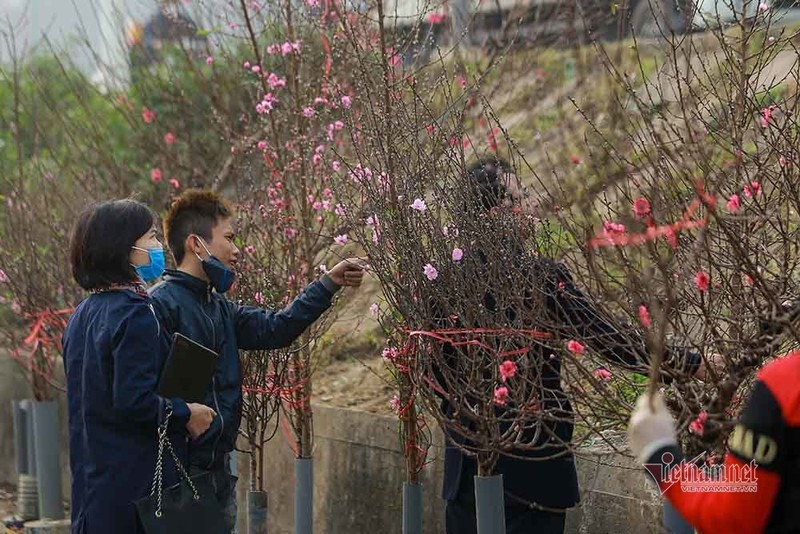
[0,0,215,83]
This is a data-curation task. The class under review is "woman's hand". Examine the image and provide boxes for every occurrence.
[186,403,216,439]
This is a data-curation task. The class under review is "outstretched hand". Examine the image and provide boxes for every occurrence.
[328,257,368,287]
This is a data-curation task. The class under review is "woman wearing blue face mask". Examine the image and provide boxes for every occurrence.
[62,199,217,534]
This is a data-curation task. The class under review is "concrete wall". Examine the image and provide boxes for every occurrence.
[237,405,662,534]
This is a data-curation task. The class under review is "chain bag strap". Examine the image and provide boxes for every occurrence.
[148,406,200,518]
[135,404,226,534]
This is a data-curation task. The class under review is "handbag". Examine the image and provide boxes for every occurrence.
[135,406,226,534]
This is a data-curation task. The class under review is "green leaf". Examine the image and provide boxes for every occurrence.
[196,27,220,37]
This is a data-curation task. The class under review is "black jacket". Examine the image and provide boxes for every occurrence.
[149,269,337,469]
[440,257,700,509]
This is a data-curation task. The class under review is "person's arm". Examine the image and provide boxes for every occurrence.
[110,302,191,431]
[148,291,177,337]
[234,259,366,350]
[629,383,784,534]
[233,276,339,350]
[547,262,701,377]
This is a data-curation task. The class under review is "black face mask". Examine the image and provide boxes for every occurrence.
[194,237,236,293]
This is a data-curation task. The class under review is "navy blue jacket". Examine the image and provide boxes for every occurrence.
[148,269,337,469]
[62,290,190,534]
[440,257,701,509]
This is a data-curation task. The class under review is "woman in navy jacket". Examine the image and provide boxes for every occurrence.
[62,200,215,534]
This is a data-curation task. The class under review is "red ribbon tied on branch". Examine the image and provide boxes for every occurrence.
[588,182,714,248]
[10,307,74,383]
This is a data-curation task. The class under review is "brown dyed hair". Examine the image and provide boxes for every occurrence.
[163,189,234,265]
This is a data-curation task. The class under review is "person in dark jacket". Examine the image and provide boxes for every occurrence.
[440,158,720,534]
[62,199,216,534]
[148,189,366,532]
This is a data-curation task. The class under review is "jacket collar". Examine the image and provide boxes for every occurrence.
[163,269,213,299]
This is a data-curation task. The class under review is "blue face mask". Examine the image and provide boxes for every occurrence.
[194,237,236,293]
[131,246,166,282]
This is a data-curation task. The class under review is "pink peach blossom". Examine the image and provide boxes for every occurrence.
[499,360,517,381]
[410,198,427,211]
[633,197,651,219]
[141,107,155,124]
[638,305,651,328]
[593,368,612,381]
[423,263,438,281]
[493,386,509,406]
[726,194,740,212]
[694,271,710,292]
[689,411,708,435]
[267,73,286,89]
[566,340,585,355]
[382,347,399,363]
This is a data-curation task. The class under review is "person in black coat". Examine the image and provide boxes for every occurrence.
[439,159,718,534]
[62,200,216,534]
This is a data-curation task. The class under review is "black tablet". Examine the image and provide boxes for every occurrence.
[158,333,219,404]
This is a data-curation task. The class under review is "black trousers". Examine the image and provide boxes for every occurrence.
[444,476,566,534]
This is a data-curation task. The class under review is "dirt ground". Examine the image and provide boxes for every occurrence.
[312,275,394,416]
[0,484,17,525]
[314,354,395,415]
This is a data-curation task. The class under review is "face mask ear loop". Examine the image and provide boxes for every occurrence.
[131,246,150,272]
[193,235,212,261]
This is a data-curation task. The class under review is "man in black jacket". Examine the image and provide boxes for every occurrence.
[149,189,365,532]
[440,158,718,534]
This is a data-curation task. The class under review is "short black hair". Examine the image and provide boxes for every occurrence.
[69,199,155,290]
[163,189,234,265]
[465,156,513,213]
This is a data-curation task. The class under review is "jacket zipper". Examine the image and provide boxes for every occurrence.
[200,297,224,469]
[209,376,223,469]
